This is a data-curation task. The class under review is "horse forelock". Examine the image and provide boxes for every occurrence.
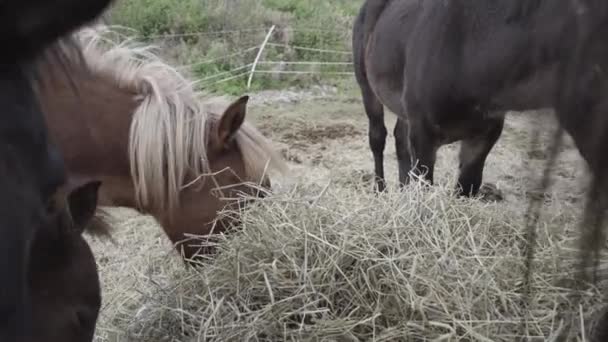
[72,25,286,215]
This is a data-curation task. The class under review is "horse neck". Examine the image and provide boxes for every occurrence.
[40,62,141,208]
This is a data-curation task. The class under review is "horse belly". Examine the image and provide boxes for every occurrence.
[368,70,405,115]
[491,64,558,112]
[432,110,504,145]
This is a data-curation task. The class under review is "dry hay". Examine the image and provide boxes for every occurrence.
[93,178,608,342]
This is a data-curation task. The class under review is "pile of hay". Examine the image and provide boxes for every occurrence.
[98,181,607,341]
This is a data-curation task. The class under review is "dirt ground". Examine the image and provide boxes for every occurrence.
[247,84,588,202]
[90,82,594,341]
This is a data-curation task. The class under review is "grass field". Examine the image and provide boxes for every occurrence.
[107,0,361,94]
[88,2,608,341]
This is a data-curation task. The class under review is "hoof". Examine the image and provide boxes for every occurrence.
[373,176,386,193]
[478,183,504,202]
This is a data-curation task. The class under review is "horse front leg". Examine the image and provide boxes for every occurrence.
[394,116,438,188]
[361,85,388,192]
[457,115,505,201]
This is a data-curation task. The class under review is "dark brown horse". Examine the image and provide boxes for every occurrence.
[355,0,608,338]
[36,26,287,261]
[0,0,111,340]
[352,0,575,198]
[29,180,107,342]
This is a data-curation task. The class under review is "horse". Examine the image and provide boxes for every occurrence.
[35,26,287,261]
[354,0,608,338]
[551,2,608,336]
[29,180,108,342]
[0,0,112,340]
[352,0,578,198]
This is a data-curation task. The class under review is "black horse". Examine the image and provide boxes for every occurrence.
[29,180,109,342]
[354,0,608,338]
[0,0,112,341]
[353,0,584,198]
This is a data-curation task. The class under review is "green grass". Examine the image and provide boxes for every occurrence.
[108,0,363,94]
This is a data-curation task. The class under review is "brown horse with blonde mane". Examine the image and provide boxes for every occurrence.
[36,26,287,261]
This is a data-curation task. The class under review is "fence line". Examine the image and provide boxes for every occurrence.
[185,61,354,86]
[209,71,250,85]
[145,28,269,39]
[257,61,353,66]
[281,27,351,34]
[265,43,351,55]
[157,25,356,88]
[141,27,352,40]
[199,69,354,88]
[197,64,254,82]
[254,70,354,76]
[173,42,352,71]
[198,71,251,87]
[177,46,260,69]
[176,47,353,71]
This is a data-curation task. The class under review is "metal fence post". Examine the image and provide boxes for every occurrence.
[247,25,276,89]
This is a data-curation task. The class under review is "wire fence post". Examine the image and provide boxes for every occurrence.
[247,25,276,89]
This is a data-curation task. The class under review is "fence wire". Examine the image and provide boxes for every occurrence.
[158,26,355,89]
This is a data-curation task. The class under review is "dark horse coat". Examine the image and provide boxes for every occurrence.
[355,0,608,338]
[353,0,582,196]
[0,0,112,341]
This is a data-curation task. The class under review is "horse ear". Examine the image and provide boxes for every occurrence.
[67,180,102,233]
[216,96,249,148]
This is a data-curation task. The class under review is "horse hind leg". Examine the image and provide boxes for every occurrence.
[360,83,388,191]
[394,116,438,187]
[456,115,505,201]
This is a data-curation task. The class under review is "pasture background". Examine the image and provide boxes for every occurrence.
[108,0,359,94]
[90,1,607,341]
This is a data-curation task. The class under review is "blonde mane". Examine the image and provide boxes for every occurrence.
[73,25,287,213]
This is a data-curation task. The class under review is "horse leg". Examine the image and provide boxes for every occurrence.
[361,86,388,191]
[394,116,438,187]
[456,116,505,201]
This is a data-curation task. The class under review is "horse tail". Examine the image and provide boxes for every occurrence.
[362,0,391,44]
[353,0,390,88]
